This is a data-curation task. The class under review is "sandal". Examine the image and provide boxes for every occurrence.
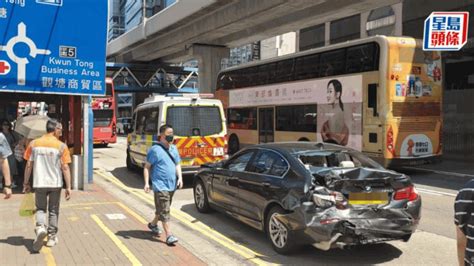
[166,235,178,245]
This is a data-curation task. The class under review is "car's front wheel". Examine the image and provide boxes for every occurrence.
[194,179,211,213]
[266,206,296,254]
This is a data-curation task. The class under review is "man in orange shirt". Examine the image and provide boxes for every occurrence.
[23,119,72,252]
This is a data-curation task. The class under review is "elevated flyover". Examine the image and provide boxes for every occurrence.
[107,0,400,92]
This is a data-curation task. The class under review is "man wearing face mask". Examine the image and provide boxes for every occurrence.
[144,124,183,246]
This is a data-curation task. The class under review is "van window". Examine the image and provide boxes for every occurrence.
[135,110,147,135]
[144,109,159,134]
[167,106,223,136]
[135,107,159,135]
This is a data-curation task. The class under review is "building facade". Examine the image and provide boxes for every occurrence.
[108,0,177,42]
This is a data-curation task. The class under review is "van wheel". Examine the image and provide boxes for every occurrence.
[228,135,240,155]
[126,150,135,171]
[265,206,296,254]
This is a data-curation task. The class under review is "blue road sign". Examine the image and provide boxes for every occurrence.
[0,0,107,95]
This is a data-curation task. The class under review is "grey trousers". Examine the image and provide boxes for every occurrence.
[35,188,62,235]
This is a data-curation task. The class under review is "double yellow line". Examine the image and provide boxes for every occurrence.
[94,170,272,266]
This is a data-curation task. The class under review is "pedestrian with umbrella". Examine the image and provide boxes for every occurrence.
[14,114,49,189]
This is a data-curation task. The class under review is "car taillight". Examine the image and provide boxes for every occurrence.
[387,126,395,156]
[394,186,419,201]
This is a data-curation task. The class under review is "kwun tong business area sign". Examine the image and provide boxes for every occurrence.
[0,0,107,95]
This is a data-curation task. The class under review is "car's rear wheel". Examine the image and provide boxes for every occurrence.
[266,206,296,254]
[194,179,211,213]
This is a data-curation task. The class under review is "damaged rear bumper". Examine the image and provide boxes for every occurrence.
[275,198,421,250]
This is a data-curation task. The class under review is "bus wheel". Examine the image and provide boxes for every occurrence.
[298,138,309,142]
[228,135,240,155]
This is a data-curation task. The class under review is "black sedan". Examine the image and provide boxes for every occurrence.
[193,142,421,254]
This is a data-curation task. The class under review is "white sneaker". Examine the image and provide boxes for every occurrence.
[33,226,47,252]
[46,235,58,247]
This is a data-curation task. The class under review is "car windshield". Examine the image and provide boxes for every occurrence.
[293,149,384,170]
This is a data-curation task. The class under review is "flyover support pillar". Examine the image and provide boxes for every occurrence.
[191,44,229,93]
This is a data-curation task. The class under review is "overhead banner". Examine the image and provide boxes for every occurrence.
[229,75,363,150]
[0,0,108,95]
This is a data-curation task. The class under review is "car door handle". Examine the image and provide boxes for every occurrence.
[262,182,271,187]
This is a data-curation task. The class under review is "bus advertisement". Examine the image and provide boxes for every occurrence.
[92,78,117,146]
[216,36,442,167]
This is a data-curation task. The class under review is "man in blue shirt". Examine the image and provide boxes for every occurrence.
[144,124,183,245]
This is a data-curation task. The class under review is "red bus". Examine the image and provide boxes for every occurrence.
[92,78,117,146]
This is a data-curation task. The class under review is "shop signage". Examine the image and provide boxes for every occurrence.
[0,0,107,95]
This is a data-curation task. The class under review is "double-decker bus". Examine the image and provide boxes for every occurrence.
[216,36,442,167]
[92,78,117,146]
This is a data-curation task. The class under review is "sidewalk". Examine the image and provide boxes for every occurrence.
[0,185,205,266]
[402,159,474,178]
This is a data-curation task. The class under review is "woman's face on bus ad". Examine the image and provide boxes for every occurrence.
[327,83,339,104]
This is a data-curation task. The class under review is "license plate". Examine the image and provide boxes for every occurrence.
[213,147,224,156]
[349,192,389,205]
[100,128,111,133]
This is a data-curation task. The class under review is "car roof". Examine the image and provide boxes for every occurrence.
[248,142,355,154]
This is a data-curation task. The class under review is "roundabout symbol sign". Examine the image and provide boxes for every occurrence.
[0,22,51,85]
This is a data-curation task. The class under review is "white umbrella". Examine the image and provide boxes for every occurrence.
[14,115,50,139]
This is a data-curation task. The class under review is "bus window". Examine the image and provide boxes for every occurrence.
[276,105,317,132]
[247,66,260,87]
[267,63,277,84]
[275,59,295,82]
[217,73,228,89]
[256,64,271,85]
[234,69,248,89]
[346,43,379,73]
[93,109,113,127]
[228,108,257,130]
[167,106,223,136]
[320,49,346,77]
[295,54,319,80]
